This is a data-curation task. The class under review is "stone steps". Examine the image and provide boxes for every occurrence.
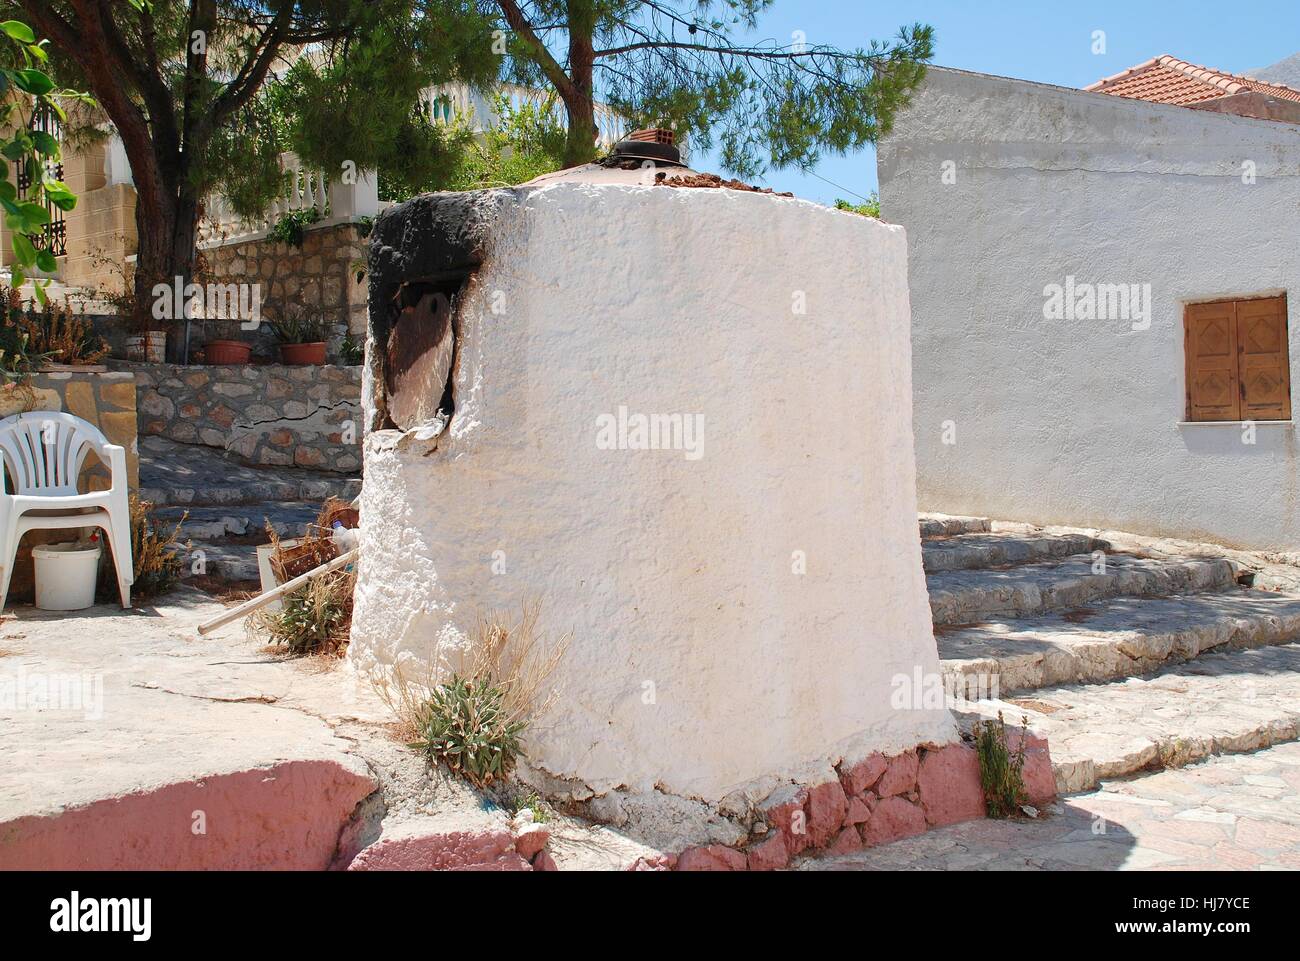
[189,542,263,583]
[928,552,1237,625]
[958,642,1300,794]
[155,502,322,542]
[139,435,357,584]
[939,587,1300,693]
[918,513,991,539]
[141,476,359,509]
[139,434,359,508]
[921,531,1106,573]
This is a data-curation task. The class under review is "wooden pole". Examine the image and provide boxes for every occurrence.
[196,547,359,636]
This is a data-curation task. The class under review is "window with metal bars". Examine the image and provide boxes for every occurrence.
[15,101,66,260]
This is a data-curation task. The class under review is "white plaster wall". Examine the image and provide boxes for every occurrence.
[879,67,1300,552]
[350,182,954,801]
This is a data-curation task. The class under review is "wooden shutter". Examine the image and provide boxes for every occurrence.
[1185,301,1240,421]
[1237,295,1291,421]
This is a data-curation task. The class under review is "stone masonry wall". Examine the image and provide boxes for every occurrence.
[118,361,361,473]
[0,369,139,602]
[191,222,370,358]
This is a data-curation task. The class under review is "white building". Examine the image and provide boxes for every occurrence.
[879,65,1300,552]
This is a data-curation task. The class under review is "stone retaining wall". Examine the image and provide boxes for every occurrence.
[0,369,139,490]
[192,222,369,358]
[117,361,361,473]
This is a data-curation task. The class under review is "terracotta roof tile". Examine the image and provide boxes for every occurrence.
[1085,55,1300,106]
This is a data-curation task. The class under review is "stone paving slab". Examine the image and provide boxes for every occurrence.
[0,588,383,824]
[959,643,1300,794]
[0,588,514,869]
[139,435,359,507]
[803,740,1300,871]
[939,586,1300,691]
[922,531,1107,573]
[918,513,991,539]
[929,553,1236,625]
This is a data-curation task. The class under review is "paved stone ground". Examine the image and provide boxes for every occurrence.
[0,589,702,869]
[5,512,1295,870]
[805,741,1300,871]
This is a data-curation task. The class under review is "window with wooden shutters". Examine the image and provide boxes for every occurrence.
[1185,295,1291,422]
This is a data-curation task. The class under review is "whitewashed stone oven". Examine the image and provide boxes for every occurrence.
[350,165,956,803]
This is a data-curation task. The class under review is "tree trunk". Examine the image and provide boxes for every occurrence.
[562,96,597,167]
[124,148,181,339]
[562,0,598,167]
[128,148,202,354]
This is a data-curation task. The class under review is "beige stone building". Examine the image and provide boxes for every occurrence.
[1,82,627,342]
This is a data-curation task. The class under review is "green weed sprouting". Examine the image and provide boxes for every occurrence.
[974,712,1029,818]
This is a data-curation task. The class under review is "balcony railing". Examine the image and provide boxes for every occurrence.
[186,83,632,246]
[424,82,627,150]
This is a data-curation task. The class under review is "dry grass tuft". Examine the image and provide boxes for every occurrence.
[130,495,188,600]
[247,567,355,657]
[379,600,570,750]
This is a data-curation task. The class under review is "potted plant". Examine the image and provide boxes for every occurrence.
[204,338,252,364]
[124,320,167,363]
[271,314,329,365]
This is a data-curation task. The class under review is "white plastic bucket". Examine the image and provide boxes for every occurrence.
[32,542,103,611]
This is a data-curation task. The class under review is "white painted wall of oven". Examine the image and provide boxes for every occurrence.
[349,181,955,801]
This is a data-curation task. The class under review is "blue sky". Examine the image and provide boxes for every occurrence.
[692,0,1300,204]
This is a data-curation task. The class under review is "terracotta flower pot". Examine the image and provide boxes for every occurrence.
[280,341,327,365]
[205,339,252,365]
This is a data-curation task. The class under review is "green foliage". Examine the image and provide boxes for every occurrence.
[835,194,880,218]
[375,93,567,202]
[0,283,108,374]
[974,712,1029,819]
[269,312,329,345]
[443,94,567,192]
[18,0,500,292]
[411,674,527,788]
[494,2,935,174]
[251,570,353,657]
[268,7,497,201]
[268,206,321,249]
[0,324,47,377]
[339,334,363,366]
[0,17,88,303]
[508,791,550,824]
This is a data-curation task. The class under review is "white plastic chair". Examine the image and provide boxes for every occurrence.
[0,411,134,610]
